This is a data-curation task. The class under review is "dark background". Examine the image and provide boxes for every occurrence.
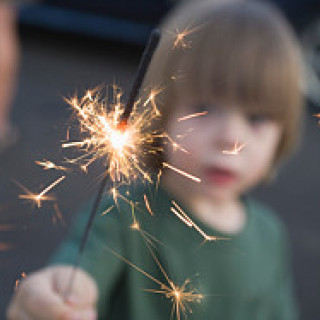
[0,1,320,319]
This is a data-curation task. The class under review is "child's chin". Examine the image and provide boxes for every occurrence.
[201,185,236,202]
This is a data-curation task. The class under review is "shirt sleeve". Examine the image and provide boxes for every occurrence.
[49,197,126,319]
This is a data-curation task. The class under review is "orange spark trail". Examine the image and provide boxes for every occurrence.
[143,87,164,116]
[170,26,201,49]
[177,111,208,122]
[128,203,163,248]
[164,133,189,154]
[35,160,69,172]
[144,194,154,216]
[222,140,246,155]
[171,201,229,242]
[18,176,66,208]
[167,23,204,49]
[100,205,115,216]
[163,162,201,183]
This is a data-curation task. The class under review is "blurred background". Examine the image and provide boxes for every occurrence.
[0,0,320,319]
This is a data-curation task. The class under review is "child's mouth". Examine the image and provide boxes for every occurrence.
[204,167,237,185]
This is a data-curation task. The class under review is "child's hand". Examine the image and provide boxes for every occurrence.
[7,265,98,320]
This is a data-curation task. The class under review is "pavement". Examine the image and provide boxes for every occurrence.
[0,27,319,319]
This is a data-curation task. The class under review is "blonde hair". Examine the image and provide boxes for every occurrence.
[144,0,304,168]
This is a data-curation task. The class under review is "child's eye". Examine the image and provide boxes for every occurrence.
[247,114,271,125]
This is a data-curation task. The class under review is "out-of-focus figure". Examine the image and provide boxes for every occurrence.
[0,2,19,152]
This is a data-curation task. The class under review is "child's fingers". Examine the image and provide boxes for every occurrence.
[51,266,98,308]
[8,267,97,320]
[13,271,69,320]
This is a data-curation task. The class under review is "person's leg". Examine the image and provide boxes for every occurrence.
[0,3,19,148]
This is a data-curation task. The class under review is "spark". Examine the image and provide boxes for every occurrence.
[105,244,203,320]
[80,164,89,173]
[171,201,229,243]
[15,272,27,290]
[222,140,246,155]
[35,160,69,172]
[169,26,199,49]
[164,133,190,154]
[143,87,164,116]
[176,128,195,140]
[177,111,208,122]
[100,205,115,216]
[155,169,162,192]
[163,162,201,183]
[128,202,162,248]
[167,24,203,49]
[144,194,154,216]
[62,86,162,184]
[18,176,66,208]
[170,70,185,82]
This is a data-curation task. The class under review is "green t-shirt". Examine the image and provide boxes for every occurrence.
[50,183,298,320]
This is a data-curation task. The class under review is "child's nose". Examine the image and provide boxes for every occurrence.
[215,111,246,149]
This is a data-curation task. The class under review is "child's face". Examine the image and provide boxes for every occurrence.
[163,98,281,204]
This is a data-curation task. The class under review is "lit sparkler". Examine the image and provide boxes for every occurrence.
[222,140,246,155]
[63,87,162,183]
[17,176,66,208]
[171,201,229,243]
[64,29,162,299]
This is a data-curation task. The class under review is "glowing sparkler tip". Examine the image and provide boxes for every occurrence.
[63,86,160,183]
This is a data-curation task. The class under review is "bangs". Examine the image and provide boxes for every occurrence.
[172,2,302,124]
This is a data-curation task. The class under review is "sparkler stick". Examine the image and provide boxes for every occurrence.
[65,29,161,299]
[119,28,161,126]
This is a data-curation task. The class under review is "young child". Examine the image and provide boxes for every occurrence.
[7,0,304,319]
